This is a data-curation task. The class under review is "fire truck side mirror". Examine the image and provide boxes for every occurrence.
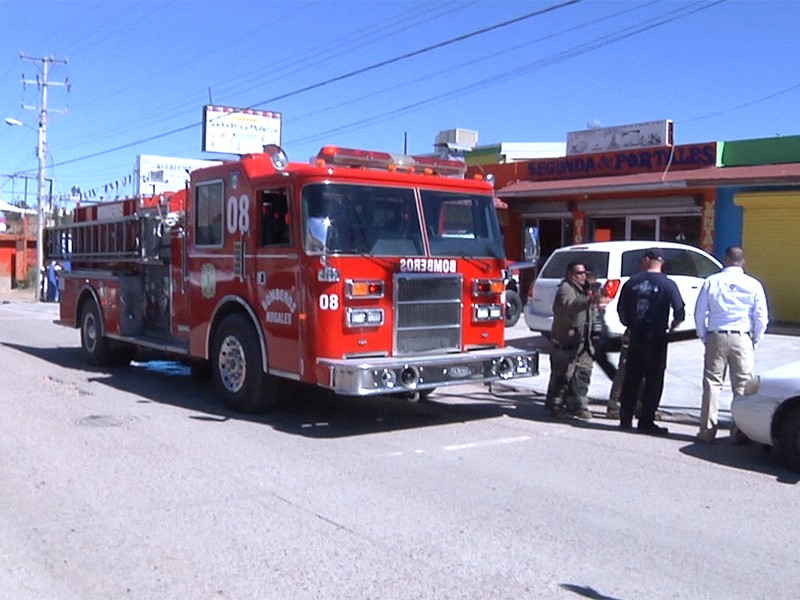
[523,226,540,264]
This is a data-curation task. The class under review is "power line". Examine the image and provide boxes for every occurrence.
[52,1,473,154]
[679,81,800,124]
[286,0,663,128]
[286,0,727,145]
[47,0,582,170]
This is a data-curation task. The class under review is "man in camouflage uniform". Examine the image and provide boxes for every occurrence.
[545,262,598,420]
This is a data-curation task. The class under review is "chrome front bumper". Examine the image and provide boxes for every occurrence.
[317,348,538,396]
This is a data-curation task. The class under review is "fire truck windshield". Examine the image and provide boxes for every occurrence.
[421,189,505,259]
[302,184,504,259]
[303,184,424,256]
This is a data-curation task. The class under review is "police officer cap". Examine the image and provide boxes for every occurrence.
[643,247,665,261]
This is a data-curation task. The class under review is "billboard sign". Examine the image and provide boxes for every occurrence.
[567,120,673,156]
[202,105,282,155]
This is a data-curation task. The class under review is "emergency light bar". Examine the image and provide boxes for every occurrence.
[316,146,467,177]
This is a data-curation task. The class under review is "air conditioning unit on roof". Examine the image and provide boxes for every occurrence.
[434,128,478,151]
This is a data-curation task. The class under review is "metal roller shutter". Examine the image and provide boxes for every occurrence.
[735,191,800,323]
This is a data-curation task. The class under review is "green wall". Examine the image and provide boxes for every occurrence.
[464,146,502,167]
[720,134,800,166]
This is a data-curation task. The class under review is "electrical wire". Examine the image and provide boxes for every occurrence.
[286,1,727,145]
[679,81,800,124]
[46,0,583,170]
[53,1,475,152]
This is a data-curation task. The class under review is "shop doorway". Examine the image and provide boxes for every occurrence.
[524,217,572,265]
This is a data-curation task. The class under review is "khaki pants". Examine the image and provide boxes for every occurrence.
[700,331,754,434]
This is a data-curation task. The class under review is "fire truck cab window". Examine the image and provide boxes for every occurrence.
[195,181,224,246]
[260,189,290,246]
[421,190,504,259]
[302,183,423,256]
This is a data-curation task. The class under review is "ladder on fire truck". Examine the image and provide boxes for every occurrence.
[44,200,172,266]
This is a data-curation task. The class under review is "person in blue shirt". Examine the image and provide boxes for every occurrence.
[694,246,769,444]
[616,248,685,435]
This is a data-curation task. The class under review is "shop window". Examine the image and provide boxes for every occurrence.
[660,215,701,246]
[590,217,625,242]
[630,217,657,241]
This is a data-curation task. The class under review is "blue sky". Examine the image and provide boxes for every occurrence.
[1,0,798,205]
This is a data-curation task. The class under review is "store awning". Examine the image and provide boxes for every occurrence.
[0,199,36,215]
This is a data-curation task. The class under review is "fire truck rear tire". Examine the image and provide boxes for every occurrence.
[212,314,276,413]
[80,301,113,367]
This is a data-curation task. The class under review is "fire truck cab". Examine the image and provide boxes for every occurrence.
[46,145,538,412]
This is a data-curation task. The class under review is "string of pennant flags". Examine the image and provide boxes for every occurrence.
[79,173,135,200]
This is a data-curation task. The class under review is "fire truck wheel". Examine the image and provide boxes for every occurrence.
[504,290,523,327]
[80,301,112,366]
[212,314,275,413]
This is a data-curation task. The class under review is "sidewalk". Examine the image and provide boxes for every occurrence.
[0,287,37,304]
[502,319,800,425]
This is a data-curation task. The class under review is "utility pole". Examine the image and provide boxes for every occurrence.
[20,53,69,301]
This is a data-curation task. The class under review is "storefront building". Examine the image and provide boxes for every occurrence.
[467,134,800,324]
[718,135,800,323]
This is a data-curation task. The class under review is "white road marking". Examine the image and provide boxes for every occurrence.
[383,436,532,457]
[444,435,531,452]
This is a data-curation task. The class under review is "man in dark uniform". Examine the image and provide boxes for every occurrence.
[616,248,685,435]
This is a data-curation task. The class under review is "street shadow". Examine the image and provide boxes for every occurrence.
[506,333,552,354]
[679,440,800,484]
[560,583,625,600]
[1,341,531,439]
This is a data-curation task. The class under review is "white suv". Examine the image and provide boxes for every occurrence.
[524,241,722,337]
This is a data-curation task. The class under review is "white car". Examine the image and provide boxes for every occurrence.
[523,240,722,337]
[732,361,800,471]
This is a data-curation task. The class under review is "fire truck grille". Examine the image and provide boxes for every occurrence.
[395,274,462,355]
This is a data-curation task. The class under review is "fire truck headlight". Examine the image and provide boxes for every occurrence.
[346,308,384,328]
[473,304,504,322]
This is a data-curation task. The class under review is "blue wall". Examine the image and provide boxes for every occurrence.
[713,187,744,259]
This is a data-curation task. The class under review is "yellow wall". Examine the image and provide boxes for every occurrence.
[735,191,800,323]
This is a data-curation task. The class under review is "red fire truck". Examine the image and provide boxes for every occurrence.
[45,145,538,412]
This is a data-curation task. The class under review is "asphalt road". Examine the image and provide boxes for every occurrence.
[1,298,799,600]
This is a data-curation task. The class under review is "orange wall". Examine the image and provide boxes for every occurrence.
[0,235,36,286]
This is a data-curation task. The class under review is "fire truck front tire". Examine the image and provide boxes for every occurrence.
[212,314,276,413]
[80,301,113,366]
[504,290,523,327]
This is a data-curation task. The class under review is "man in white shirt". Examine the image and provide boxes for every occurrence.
[694,246,769,443]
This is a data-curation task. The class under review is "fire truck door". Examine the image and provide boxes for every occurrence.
[255,189,302,377]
